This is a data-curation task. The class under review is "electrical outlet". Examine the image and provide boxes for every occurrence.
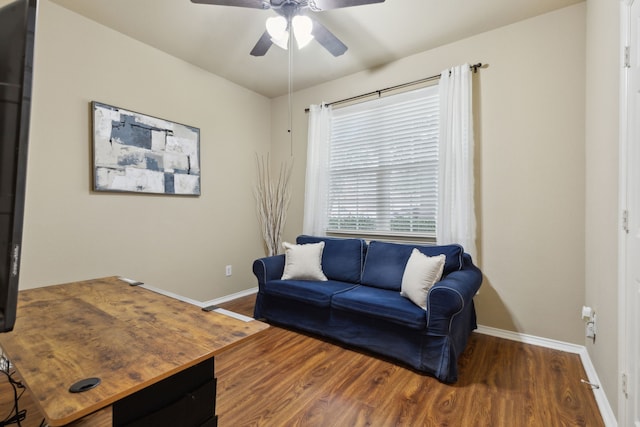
[225,265,232,277]
[586,314,597,339]
[586,322,595,338]
[582,307,596,341]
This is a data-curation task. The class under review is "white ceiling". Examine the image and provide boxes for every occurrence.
[48,0,584,98]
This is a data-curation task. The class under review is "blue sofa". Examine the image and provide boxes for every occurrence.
[252,235,482,383]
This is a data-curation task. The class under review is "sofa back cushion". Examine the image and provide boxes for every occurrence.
[296,235,366,283]
[361,241,464,291]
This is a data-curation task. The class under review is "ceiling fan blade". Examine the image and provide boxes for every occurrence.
[311,20,347,56]
[190,0,269,9]
[250,31,273,56]
[309,0,385,11]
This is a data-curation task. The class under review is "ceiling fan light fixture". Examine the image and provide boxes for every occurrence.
[200,0,385,57]
[266,15,289,50]
[292,15,314,48]
[271,31,290,50]
[265,14,314,52]
[266,15,287,38]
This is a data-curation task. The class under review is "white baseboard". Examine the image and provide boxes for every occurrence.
[476,325,618,427]
[201,287,258,308]
[136,283,258,309]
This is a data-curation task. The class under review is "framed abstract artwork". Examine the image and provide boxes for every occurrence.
[92,101,201,195]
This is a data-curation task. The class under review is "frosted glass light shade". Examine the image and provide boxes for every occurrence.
[265,14,314,51]
[292,15,313,48]
[266,16,287,39]
[266,16,289,49]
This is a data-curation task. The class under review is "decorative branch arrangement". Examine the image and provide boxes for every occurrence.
[254,154,293,256]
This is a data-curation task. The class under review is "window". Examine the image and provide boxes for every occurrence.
[327,85,439,238]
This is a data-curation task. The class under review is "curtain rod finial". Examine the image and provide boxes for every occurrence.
[471,63,484,73]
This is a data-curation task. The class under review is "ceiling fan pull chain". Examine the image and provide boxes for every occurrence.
[288,21,294,156]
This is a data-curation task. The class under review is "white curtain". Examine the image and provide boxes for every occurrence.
[437,64,477,259]
[303,104,332,236]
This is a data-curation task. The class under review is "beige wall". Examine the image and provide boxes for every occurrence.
[20,0,271,301]
[585,0,620,416]
[272,4,587,344]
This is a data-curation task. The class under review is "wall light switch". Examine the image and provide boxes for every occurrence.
[225,265,232,277]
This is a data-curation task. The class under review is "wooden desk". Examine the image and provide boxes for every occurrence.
[0,277,268,426]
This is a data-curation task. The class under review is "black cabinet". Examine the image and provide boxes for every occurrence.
[113,357,218,427]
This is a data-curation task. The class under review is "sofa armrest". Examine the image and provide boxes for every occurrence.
[252,255,286,286]
[426,253,482,334]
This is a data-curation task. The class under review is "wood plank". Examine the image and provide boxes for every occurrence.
[0,277,268,426]
[216,295,604,427]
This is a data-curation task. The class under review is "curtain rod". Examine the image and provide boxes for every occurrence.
[304,62,484,113]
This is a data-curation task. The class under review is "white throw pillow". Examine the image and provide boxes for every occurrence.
[281,241,328,281]
[400,248,446,310]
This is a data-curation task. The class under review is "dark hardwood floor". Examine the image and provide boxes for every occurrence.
[0,294,604,426]
[216,295,604,427]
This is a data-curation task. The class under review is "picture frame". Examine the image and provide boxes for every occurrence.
[92,101,201,196]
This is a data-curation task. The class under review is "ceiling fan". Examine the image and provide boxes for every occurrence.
[190,0,386,57]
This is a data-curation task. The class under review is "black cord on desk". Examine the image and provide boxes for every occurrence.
[0,355,26,427]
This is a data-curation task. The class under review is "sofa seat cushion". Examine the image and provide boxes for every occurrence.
[296,235,366,283]
[263,279,357,307]
[361,241,464,291]
[331,286,427,330]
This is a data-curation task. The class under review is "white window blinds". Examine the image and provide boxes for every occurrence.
[327,85,439,237]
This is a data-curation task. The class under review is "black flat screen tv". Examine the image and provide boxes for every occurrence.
[0,0,37,332]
